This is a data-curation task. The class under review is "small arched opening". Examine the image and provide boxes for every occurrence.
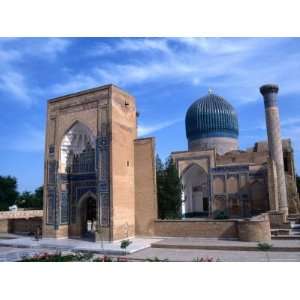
[78,193,97,239]
[181,163,209,218]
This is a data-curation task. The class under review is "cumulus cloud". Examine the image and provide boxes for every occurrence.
[89,38,171,56]
[0,71,32,104]
[50,73,99,96]
[0,38,71,104]
[138,119,182,136]
[26,38,72,59]
[62,38,300,106]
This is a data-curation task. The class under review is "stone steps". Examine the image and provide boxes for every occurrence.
[271,218,300,240]
[272,235,300,240]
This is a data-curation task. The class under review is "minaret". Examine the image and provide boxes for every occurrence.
[260,84,288,217]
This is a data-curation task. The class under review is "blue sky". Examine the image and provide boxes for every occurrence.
[0,37,300,192]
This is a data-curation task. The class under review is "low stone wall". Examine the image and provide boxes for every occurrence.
[0,210,43,220]
[268,210,286,228]
[154,215,272,242]
[11,218,42,234]
[0,220,9,233]
[154,219,238,238]
[237,214,271,242]
[0,210,43,234]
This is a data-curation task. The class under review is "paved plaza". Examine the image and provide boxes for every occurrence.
[0,234,162,256]
[128,247,300,262]
[0,234,300,262]
[151,237,300,251]
[1,244,300,262]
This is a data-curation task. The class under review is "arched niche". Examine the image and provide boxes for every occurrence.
[227,175,238,194]
[250,180,268,214]
[213,176,225,194]
[59,121,96,173]
[181,163,209,216]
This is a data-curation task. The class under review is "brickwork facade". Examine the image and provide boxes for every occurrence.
[172,138,298,218]
[134,138,157,236]
[154,219,238,238]
[37,83,297,243]
[43,85,138,241]
[0,210,43,234]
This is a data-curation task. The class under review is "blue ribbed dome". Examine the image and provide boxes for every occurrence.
[185,93,239,141]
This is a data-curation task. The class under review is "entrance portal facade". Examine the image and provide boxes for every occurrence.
[43,84,140,241]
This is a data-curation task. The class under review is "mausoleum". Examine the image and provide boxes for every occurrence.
[43,83,299,242]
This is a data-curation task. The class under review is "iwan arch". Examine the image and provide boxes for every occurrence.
[43,83,299,242]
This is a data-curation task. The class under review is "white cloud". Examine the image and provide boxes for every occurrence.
[90,38,171,56]
[79,38,299,106]
[28,38,71,59]
[0,38,72,104]
[175,37,259,55]
[0,71,32,104]
[138,119,182,136]
[50,73,99,96]
[0,48,21,63]
[2,37,297,107]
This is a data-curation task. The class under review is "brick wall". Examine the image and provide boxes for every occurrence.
[110,87,137,240]
[0,220,9,233]
[154,219,238,238]
[10,218,42,234]
[0,210,43,220]
[0,210,43,234]
[238,218,271,242]
[134,138,157,236]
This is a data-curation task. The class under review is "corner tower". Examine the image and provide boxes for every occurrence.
[185,92,239,154]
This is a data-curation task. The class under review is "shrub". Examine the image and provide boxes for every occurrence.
[145,256,169,262]
[214,211,229,220]
[257,242,273,251]
[20,252,133,262]
[192,256,219,262]
[21,251,94,262]
[120,239,132,254]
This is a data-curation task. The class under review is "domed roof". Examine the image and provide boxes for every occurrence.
[185,92,239,141]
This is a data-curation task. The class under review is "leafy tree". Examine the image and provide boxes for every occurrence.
[156,155,182,219]
[156,154,165,216]
[0,176,19,211]
[17,186,43,209]
[33,186,43,209]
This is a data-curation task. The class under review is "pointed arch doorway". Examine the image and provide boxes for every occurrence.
[78,193,97,239]
[181,163,210,217]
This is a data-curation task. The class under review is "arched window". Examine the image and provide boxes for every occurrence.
[60,121,96,173]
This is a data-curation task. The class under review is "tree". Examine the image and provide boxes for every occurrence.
[17,186,43,209]
[33,186,43,209]
[156,155,182,219]
[0,176,19,211]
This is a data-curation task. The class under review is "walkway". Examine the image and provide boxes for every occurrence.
[0,234,161,256]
